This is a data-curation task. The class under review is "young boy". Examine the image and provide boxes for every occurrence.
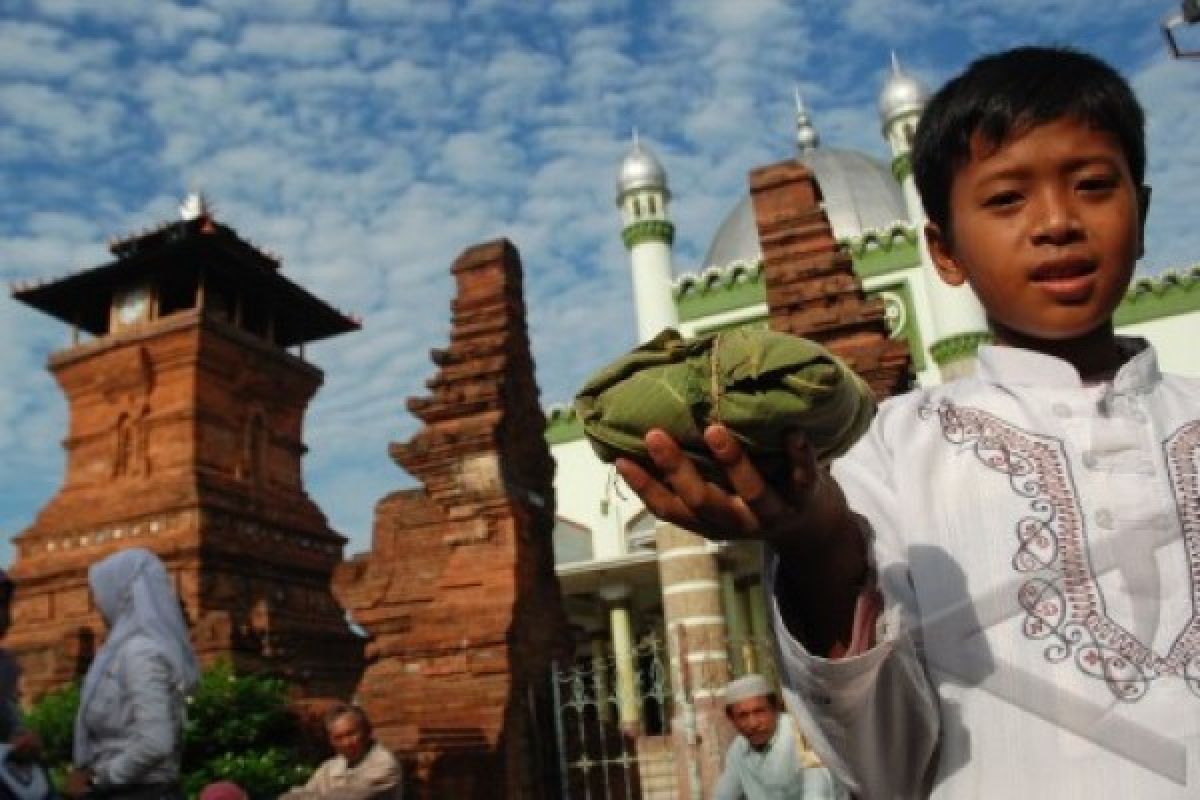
[617,46,1200,798]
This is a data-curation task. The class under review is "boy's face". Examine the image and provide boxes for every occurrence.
[926,116,1148,347]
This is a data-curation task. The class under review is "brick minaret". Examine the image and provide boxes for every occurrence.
[334,240,568,799]
[7,203,363,700]
[749,160,912,399]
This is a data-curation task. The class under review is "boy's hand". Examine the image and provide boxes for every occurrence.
[617,424,873,657]
[614,424,822,553]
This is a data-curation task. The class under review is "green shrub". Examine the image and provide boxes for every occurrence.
[22,681,80,787]
[24,662,316,799]
[182,661,315,798]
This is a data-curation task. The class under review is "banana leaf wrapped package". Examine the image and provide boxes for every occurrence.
[574,328,876,489]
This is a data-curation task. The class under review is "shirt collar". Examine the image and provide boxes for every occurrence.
[974,337,1159,393]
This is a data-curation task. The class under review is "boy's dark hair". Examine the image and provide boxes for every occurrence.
[912,46,1145,237]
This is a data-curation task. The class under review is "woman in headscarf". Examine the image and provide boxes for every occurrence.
[65,549,199,800]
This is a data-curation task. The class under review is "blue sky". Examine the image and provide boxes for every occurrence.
[2,0,1198,561]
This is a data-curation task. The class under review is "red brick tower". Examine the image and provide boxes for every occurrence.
[7,202,363,700]
[334,239,568,799]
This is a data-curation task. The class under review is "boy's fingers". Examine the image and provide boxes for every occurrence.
[645,429,709,509]
[704,425,765,501]
[785,430,819,491]
[704,425,788,529]
[615,457,700,529]
[642,429,760,536]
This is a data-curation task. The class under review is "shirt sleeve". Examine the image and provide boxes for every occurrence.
[303,760,334,793]
[766,417,941,799]
[96,639,179,787]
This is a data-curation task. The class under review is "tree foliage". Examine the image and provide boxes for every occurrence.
[181,661,315,798]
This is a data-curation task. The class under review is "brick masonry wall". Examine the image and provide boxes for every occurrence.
[334,240,569,800]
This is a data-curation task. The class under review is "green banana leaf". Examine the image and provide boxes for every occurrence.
[574,328,875,488]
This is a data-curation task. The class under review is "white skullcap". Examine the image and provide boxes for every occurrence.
[723,673,774,707]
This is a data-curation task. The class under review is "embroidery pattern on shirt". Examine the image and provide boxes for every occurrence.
[921,400,1200,703]
[1165,420,1200,694]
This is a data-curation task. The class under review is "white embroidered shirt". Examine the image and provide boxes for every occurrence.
[771,341,1200,799]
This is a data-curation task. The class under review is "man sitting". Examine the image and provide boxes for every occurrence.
[715,675,847,800]
[283,705,402,800]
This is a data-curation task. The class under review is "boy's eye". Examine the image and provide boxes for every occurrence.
[1077,175,1118,192]
[983,190,1022,208]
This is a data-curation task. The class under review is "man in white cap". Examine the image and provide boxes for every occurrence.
[715,674,847,800]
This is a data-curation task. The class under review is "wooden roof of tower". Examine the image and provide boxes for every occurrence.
[11,214,358,347]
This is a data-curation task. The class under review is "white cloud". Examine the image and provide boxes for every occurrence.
[0,82,128,160]
[237,23,352,64]
[0,20,119,79]
[345,0,455,24]
[201,0,335,22]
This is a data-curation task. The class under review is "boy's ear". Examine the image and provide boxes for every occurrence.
[925,222,967,287]
[1137,185,1151,259]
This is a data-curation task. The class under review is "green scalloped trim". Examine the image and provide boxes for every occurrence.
[891,152,912,184]
[849,237,920,279]
[836,224,920,279]
[1114,266,1200,326]
[929,331,992,366]
[622,219,675,249]
[676,267,767,321]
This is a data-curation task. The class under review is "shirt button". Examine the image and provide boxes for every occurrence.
[1082,451,1099,469]
[1094,509,1114,529]
[1052,403,1072,418]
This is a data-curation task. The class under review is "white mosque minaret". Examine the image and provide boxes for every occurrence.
[616,131,678,343]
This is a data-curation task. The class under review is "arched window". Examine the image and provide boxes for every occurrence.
[632,197,642,218]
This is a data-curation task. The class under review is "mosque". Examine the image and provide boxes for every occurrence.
[545,56,1200,771]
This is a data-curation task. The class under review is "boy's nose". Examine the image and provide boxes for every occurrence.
[1031,189,1084,246]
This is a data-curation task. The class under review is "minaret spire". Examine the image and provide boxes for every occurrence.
[794,85,820,154]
